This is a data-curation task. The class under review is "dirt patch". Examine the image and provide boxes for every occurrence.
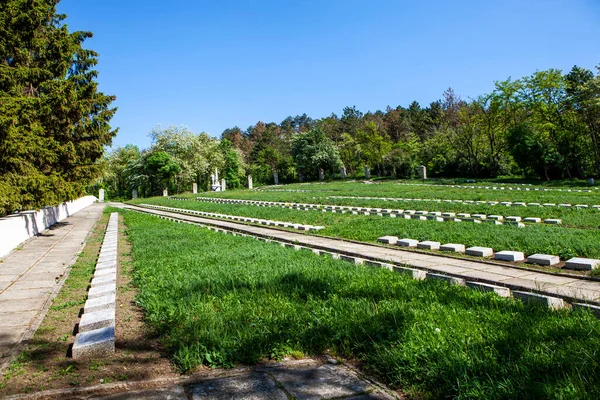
[0,212,178,396]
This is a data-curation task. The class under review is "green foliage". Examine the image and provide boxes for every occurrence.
[291,128,342,179]
[123,209,600,399]
[0,0,117,215]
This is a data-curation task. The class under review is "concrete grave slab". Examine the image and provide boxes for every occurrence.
[494,251,525,262]
[417,241,440,250]
[72,326,115,359]
[397,239,418,248]
[526,254,560,266]
[440,243,465,253]
[513,291,566,310]
[465,281,511,297]
[465,247,494,257]
[565,258,600,271]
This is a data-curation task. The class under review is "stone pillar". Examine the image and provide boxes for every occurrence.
[298,172,304,182]
[340,166,347,179]
[588,178,595,186]
[248,175,253,189]
[319,168,325,180]
[364,166,370,179]
[192,182,198,194]
[98,189,105,202]
[221,178,226,191]
[273,171,279,185]
[419,165,427,180]
[162,188,168,197]
[132,189,138,199]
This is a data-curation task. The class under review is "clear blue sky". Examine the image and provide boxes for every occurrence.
[57,0,600,150]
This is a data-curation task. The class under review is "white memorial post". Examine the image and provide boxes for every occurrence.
[340,166,347,179]
[248,175,253,189]
[364,166,371,179]
[192,182,198,194]
[319,168,325,180]
[419,165,427,180]
[273,171,279,185]
[132,189,138,199]
[162,188,168,197]
[210,168,222,191]
[99,189,105,202]
[221,178,226,191]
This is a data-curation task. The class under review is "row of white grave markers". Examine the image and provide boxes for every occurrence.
[328,195,600,210]
[140,203,324,231]
[72,212,119,359]
[131,207,599,313]
[376,235,600,271]
[396,182,596,193]
[185,197,560,226]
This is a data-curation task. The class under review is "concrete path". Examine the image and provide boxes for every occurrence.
[0,203,106,372]
[4,359,398,399]
[120,204,600,305]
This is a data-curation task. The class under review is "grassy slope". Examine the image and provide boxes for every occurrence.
[132,197,600,260]
[123,209,600,399]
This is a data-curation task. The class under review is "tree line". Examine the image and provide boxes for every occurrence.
[104,64,600,199]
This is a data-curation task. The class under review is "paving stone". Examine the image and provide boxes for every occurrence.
[0,311,38,327]
[440,243,465,253]
[526,254,560,266]
[188,373,287,400]
[494,251,525,262]
[565,258,600,270]
[72,326,115,359]
[377,236,398,245]
[269,363,372,400]
[426,273,465,286]
[465,281,511,297]
[79,307,115,333]
[0,297,47,312]
[465,247,494,257]
[397,239,418,248]
[345,391,397,400]
[513,291,566,310]
[417,241,440,250]
[84,293,116,313]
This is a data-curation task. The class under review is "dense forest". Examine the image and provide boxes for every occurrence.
[103,65,600,199]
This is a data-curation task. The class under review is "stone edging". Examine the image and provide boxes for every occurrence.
[72,212,118,359]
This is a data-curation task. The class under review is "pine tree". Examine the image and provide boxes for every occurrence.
[0,0,117,215]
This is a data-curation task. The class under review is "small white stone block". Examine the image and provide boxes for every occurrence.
[575,204,588,209]
[440,243,465,253]
[88,282,116,299]
[426,272,465,286]
[526,254,560,266]
[394,266,427,280]
[397,239,418,247]
[513,291,566,310]
[565,258,600,270]
[417,241,440,250]
[528,203,541,207]
[457,213,471,218]
[558,204,572,208]
[378,236,398,245]
[494,251,525,262]
[487,215,503,221]
[544,219,562,224]
[84,293,116,314]
[79,308,115,333]
[542,203,556,207]
[72,326,115,359]
[442,212,455,217]
[513,202,527,207]
[465,246,494,257]
[500,202,512,206]
[472,214,487,219]
[523,217,541,223]
[91,273,116,287]
[505,216,522,222]
[465,281,511,297]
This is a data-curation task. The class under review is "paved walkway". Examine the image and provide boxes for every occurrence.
[5,359,398,399]
[0,203,105,372]
[120,204,600,305]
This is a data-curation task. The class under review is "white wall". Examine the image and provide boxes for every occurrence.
[0,195,97,258]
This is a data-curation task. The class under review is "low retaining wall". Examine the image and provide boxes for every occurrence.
[0,195,97,258]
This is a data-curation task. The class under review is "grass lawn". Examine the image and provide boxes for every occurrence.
[121,208,600,399]
[131,197,600,260]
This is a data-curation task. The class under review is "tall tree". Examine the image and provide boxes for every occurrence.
[0,0,117,214]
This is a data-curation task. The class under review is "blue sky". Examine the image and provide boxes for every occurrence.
[57,0,600,150]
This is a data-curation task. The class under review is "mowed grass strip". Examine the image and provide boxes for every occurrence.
[123,210,600,399]
[133,197,600,260]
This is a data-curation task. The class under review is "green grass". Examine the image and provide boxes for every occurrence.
[131,197,600,260]
[121,208,600,399]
